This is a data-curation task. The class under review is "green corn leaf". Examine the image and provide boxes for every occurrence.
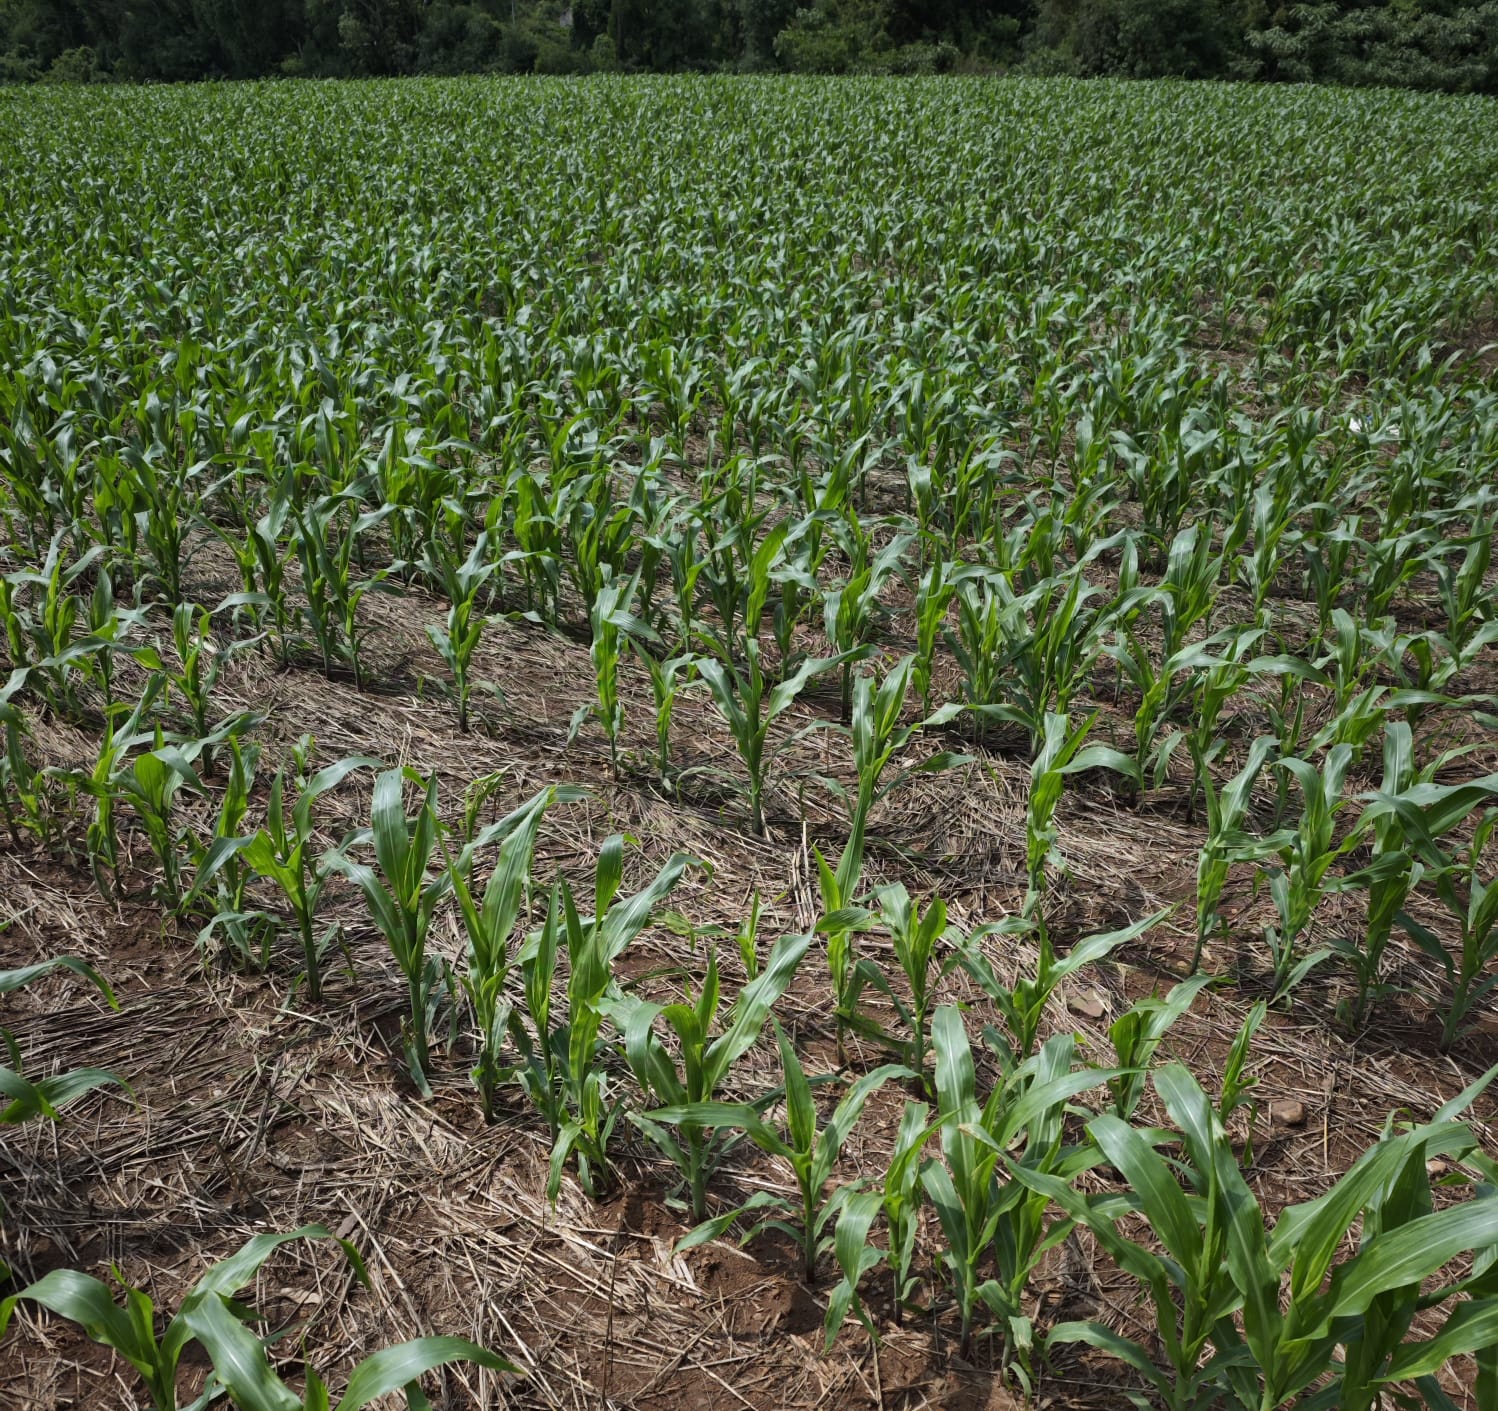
[334,1337,516,1410]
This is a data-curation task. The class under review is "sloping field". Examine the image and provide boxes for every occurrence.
[1,75,1497,1410]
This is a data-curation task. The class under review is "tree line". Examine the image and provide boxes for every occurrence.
[2,0,1497,92]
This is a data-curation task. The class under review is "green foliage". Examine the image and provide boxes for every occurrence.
[610,931,810,1218]
[511,838,698,1200]
[329,768,455,1092]
[923,1005,1114,1378]
[1030,1062,1498,1411]
[445,785,566,1120]
[192,742,378,1004]
[0,1227,514,1411]
[6,0,1494,85]
[660,1021,908,1282]
[1,955,124,1126]
[422,532,500,733]
[1,69,1498,1407]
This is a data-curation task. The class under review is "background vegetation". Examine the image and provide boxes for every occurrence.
[2,0,1498,90]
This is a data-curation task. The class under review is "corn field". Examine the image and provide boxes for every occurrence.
[1,73,1497,1411]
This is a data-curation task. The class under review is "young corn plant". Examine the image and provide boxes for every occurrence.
[48,680,162,899]
[1177,628,1266,820]
[1021,711,1136,919]
[821,519,912,722]
[513,838,696,1199]
[913,559,956,717]
[608,931,811,1220]
[114,731,206,910]
[79,562,146,711]
[1028,1061,1498,1411]
[697,644,845,836]
[180,1297,515,1411]
[0,1226,511,1411]
[569,570,655,780]
[445,785,567,1122]
[160,601,246,757]
[654,505,708,653]
[658,1021,908,1283]
[293,490,393,690]
[192,741,378,1003]
[246,472,298,663]
[1193,735,1278,973]
[824,1097,931,1345]
[1256,745,1359,1002]
[422,531,500,733]
[1355,749,1498,984]
[697,504,774,667]
[946,567,1007,739]
[120,436,199,606]
[1,956,125,1127]
[1405,808,1498,1050]
[328,768,453,1094]
[190,738,277,972]
[2,533,106,717]
[1101,973,1213,1120]
[922,1006,1116,1380]
[1431,519,1493,656]
[992,569,1119,757]
[859,883,966,1095]
[634,645,695,784]
[0,681,56,851]
[961,911,1161,1063]
[1106,621,1187,799]
[816,658,966,1056]
[1330,722,1428,1026]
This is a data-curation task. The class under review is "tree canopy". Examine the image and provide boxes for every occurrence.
[1,0,1496,90]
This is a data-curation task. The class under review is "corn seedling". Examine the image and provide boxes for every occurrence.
[513,837,697,1199]
[445,785,560,1122]
[821,518,911,721]
[292,490,393,690]
[824,1097,931,1345]
[1102,973,1213,1120]
[609,931,811,1220]
[328,768,453,1093]
[661,1021,908,1282]
[570,570,655,780]
[1404,807,1498,1050]
[1029,1061,1498,1411]
[816,659,966,1055]
[1330,722,1428,1026]
[1256,744,1359,1001]
[1,955,124,1127]
[859,883,966,1095]
[923,1006,1117,1377]
[1021,711,1136,918]
[191,738,278,972]
[181,1293,515,1411]
[43,679,162,898]
[961,908,1161,1064]
[0,1225,513,1411]
[913,559,956,716]
[2,533,105,716]
[0,678,56,851]
[1193,735,1279,972]
[163,601,240,750]
[113,730,206,909]
[635,644,695,784]
[421,531,500,733]
[697,643,847,836]
[192,741,378,1003]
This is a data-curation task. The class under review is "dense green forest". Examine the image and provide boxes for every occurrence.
[1,0,1497,90]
